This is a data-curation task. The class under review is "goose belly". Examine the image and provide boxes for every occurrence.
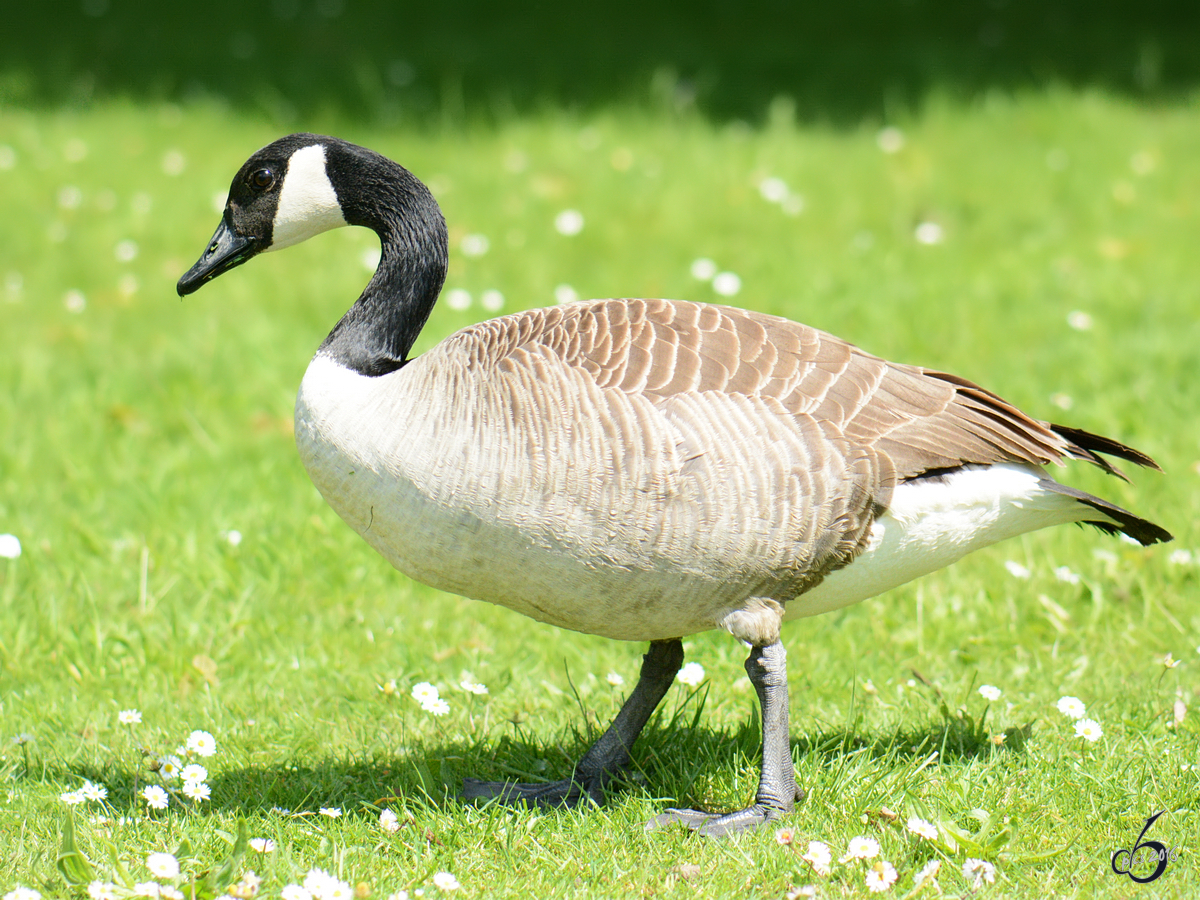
[294,354,762,641]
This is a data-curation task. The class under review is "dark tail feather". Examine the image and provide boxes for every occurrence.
[1039,479,1173,546]
[1051,423,1163,482]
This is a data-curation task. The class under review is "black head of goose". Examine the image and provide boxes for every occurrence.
[179,133,1171,836]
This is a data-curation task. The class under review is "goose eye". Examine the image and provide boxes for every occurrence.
[248,168,275,191]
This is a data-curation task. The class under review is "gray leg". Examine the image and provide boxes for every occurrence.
[462,638,684,808]
[646,640,803,836]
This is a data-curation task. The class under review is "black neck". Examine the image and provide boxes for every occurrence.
[317,148,448,376]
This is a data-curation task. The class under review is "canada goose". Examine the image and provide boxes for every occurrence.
[178,133,1171,836]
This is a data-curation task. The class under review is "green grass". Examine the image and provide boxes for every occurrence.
[1,87,1198,898]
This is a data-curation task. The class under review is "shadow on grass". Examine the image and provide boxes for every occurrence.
[4,1,1200,127]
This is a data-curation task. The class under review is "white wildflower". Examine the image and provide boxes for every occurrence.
[0,534,21,559]
[431,873,460,891]
[80,780,108,801]
[319,807,342,818]
[1066,310,1093,331]
[554,209,585,236]
[865,860,898,892]
[380,808,401,833]
[877,127,905,154]
[118,709,142,725]
[802,840,833,876]
[1168,549,1195,566]
[180,764,207,784]
[1056,696,1086,719]
[1004,560,1030,579]
[444,288,470,311]
[677,661,706,687]
[712,271,741,297]
[906,816,937,840]
[1074,718,1103,742]
[146,853,180,879]
[60,789,85,805]
[962,858,996,886]
[553,283,579,304]
[281,888,312,900]
[914,222,944,245]
[690,258,717,281]
[181,780,211,801]
[914,859,941,885]
[759,177,790,204]
[840,835,880,862]
[411,682,440,704]
[185,730,216,757]
[422,698,450,716]
[3,888,41,900]
[978,684,1002,702]
[1054,566,1081,585]
[158,755,183,780]
[248,838,276,853]
[142,785,169,809]
[605,671,625,687]
[460,233,490,257]
[87,883,119,900]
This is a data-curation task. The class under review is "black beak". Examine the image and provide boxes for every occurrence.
[177,215,259,296]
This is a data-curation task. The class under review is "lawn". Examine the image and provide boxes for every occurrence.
[1,10,1199,898]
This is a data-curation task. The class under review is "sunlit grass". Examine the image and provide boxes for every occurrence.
[1,90,1197,898]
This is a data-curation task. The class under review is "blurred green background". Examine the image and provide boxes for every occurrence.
[7,1,1200,125]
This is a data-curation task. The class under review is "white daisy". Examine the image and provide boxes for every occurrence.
[3,888,41,900]
[281,887,312,900]
[132,883,162,898]
[759,177,790,204]
[80,780,108,801]
[962,858,996,886]
[554,209,584,236]
[180,764,208,784]
[677,662,706,687]
[480,289,504,312]
[460,233,490,257]
[801,840,832,876]
[380,809,401,833]
[914,859,941,885]
[553,283,579,305]
[60,789,85,805]
[248,838,276,853]
[690,258,717,281]
[146,853,180,879]
[118,709,142,725]
[182,781,211,801]
[774,826,795,845]
[1004,560,1030,579]
[459,676,488,695]
[906,816,937,840]
[158,755,183,780]
[444,288,471,311]
[914,222,944,245]
[185,730,216,757]
[87,883,119,900]
[1054,566,1081,585]
[605,671,625,687]
[142,785,169,809]
[864,860,898,892]
[319,807,342,818]
[711,271,741,297]
[876,127,905,154]
[431,873,460,891]
[411,682,440,704]
[0,534,23,558]
[422,698,450,716]
[978,685,1002,702]
[1074,718,1103,742]
[840,835,880,862]
[1056,696,1086,719]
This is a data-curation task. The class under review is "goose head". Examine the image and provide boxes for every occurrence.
[178,133,448,374]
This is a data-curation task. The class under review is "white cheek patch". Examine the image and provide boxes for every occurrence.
[267,144,347,251]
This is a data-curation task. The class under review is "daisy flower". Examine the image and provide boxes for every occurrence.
[913,859,941,885]
[80,780,108,801]
[978,685,1002,702]
[431,873,460,891]
[774,826,795,845]
[906,816,937,840]
[319,807,342,818]
[411,682,440,704]
[87,883,119,900]
[690,258,717,281]
[1004,560,1030,579]
[1056,696,1086,719]
[711,272,741,297]
[281,888,312,900]
[1054,566,1081,585]
[142,785,169,809]
[459,677,488,695]
[423,698,450,716]
[180,764,208,784]
[3,888,40,900]
[605,671,625,687]
[914,221,944,245]
[185,730,217,757]
[0,534,21,559]
[182,781,211,802]
[554,209,584,236]
[1074,718,1103,742]
[865,860,898,892]
[840,835,880,862]
[380,809,401,833]
[158,755,183,780]
[677,662,706,687]
[60,789,85,805]
[249,838,276,853]
[146,853,179,879]
[118,709,142,725]
[801,840,832,876]
[962,858,996,886]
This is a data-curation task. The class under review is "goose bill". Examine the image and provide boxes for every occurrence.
[177,216,259,296]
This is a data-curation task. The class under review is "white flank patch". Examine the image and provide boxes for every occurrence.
[268,144,347,251]
[792,463,1104,618]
